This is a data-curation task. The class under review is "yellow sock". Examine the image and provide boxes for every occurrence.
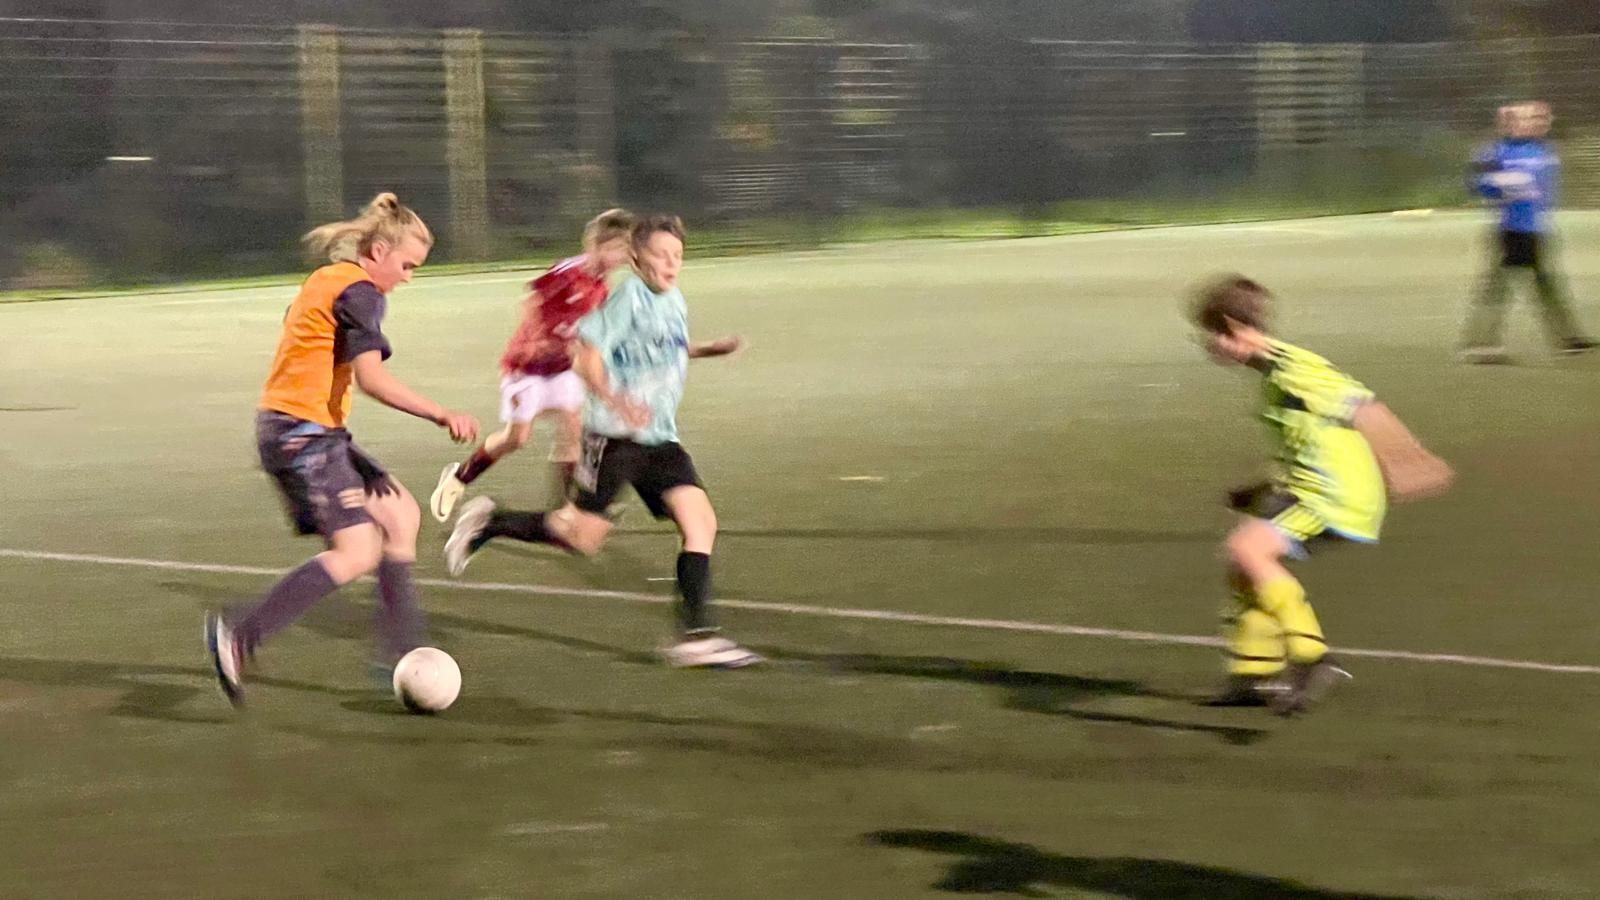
[1254,577,1326,664]
[1221,591,1286,676]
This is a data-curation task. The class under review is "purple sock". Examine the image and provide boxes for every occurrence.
[233,558,339,654]
[375,558,426,663]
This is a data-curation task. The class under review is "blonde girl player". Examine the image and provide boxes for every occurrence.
[205,193,479,706]
[444,214,755,668]
[1191,276,1453,715]
[430,209,635,522]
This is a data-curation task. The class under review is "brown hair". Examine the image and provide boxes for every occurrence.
[1190,275,1271,335]
[302,192,433,264]
[630,213,686,254]
[583,207,635,249]
[1496,104,1519,136]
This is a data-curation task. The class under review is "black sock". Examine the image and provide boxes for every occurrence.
[676,551,714,634]
[483,510,563,547]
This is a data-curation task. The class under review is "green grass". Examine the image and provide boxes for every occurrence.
[2,211,1599,898]
[3,190,1466,303]
[0,258,552,305]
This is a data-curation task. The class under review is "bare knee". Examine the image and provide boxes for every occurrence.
[1224,530,1253,566]
[550,505,610,556]
[664,487,717,554]
[1225,520,1289,586]
[320,525,383,583]
[505,423,534,450]
[549,412,581,462]
[567,535,604,557]
[382,507,420,561]
[489,423,533,454]
[368,490,421,562]
[683,508,717,551]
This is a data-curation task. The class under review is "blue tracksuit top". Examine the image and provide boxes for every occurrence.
[1471,137,1558,234]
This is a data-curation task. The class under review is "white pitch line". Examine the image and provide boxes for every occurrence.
[4,546,1599,676]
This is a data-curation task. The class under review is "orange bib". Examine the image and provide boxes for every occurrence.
[259,263,374,428]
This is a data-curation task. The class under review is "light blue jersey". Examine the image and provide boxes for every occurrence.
[576,274,689,445]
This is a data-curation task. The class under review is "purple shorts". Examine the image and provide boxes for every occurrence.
[256,411,390,538]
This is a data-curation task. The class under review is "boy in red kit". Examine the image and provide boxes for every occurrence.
[430,209,635,521]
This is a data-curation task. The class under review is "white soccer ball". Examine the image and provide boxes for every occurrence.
[392,647,461,713]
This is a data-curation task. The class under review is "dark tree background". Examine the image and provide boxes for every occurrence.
[3,0,1596,40]
[2,0,1595,283]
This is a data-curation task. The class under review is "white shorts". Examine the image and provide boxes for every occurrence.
[499,371,585,424]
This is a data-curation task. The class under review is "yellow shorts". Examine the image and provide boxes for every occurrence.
[1269,502,1329,545]
[1260,494,1378,558]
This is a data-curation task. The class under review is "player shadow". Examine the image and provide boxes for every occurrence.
[426,608,662,667]
[151,581,1264,755]
[0,655,221,723]
[272,720,548,749]
[758,650,1266,746]
[480,518,1203,547]
[0,653,352,726]
[335,689,931,766]
[0,652,576,749]
[484,537,666,595]
[867,830,1430,899]
[477,539,693,642]
[714,526,1213,546]
[156,578,663,667]
[339,693,564,728]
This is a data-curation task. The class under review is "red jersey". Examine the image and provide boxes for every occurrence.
[500,255,610,377]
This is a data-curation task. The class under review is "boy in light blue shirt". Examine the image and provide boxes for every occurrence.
[446,215,759,668]
[576,266,691,445]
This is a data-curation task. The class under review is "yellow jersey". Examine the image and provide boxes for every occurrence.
[1259,339,1386,542]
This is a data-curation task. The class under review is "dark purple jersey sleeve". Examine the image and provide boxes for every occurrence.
[332,281,392,363]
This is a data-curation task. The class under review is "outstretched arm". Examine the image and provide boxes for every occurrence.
[1352,401,1454,501]
[351,351,478,442]
[689,335,743,359]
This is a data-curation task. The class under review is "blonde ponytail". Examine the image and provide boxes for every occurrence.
[583,207,635,249]
[303,192,434,264]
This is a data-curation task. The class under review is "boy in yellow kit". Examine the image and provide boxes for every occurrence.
[1191,276,1453,715]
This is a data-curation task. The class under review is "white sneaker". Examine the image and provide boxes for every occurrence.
[430,463,467,523]
[205,612,244,706]
[661,634,763,669]
[1459,346,1511,365]
[444,496,495,577]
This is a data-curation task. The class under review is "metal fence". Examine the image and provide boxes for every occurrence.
[4,16,1599,288]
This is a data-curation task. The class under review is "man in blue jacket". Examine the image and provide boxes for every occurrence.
[1462,101,1595,363]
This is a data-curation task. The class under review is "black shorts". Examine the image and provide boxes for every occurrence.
[256,411,391,537]
[1498,229,1542,268]
[573,433,702,520]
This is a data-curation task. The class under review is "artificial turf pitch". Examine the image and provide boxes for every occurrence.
[2,212,1598,898]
